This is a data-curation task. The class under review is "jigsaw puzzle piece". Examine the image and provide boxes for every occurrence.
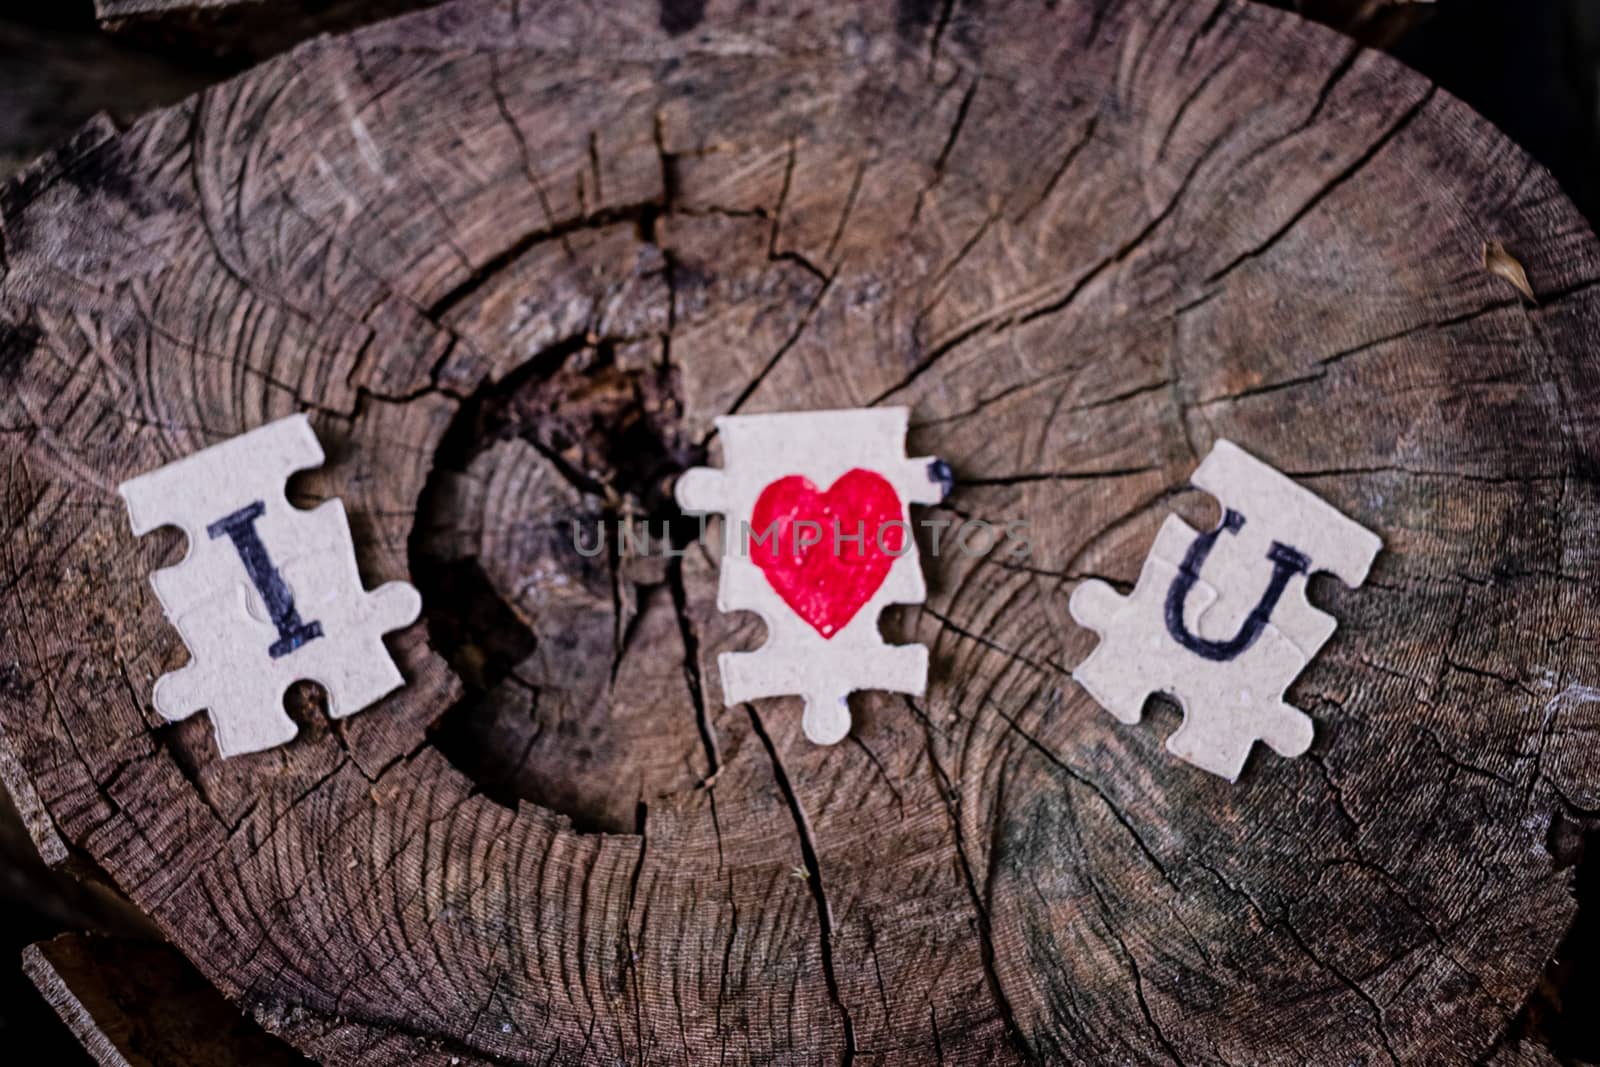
[1162,621,1313,780]
[1188,440,1378,660]
[1072,541,1181,725]
[721,641,928,744]
[674,467,728,516]
[679,407,948,597]
[1071,546,1312,780]
[275,534,422,719]
[156,564,419,752]
[1192,441,1379,588]
[154,585,300,755]
[121,415,423,757]
[1070,516,1224,720]
[1068,440,1380,780]
[124,417,325,617]
[153,524,421,750]
[676,406,945,744]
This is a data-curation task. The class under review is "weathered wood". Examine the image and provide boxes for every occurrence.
[1,1,1596,1064]
[87,0,1439,49]
[0,783,167,1064]
[96,0,248,17]
[22,934,312,1066]
[92,0,451,65]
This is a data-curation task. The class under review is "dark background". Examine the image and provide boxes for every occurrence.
[0,0,1595,1062]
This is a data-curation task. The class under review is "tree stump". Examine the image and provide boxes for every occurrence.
[23,934,313,1066]
[1,1,1596,1063]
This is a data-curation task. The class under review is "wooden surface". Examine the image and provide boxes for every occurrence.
[2,0,1598,1063]
[90,0,442,67]
[22,934,311,1066]
[97,0,253,18]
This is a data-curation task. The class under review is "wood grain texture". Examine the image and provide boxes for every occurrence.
[85,0,1436,52]
[91,0,445,68]
[1,1,1596,1063]
[22,934,312,1066]
[96,0,249,17]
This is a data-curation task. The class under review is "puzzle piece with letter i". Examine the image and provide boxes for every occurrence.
[118,414,422,758]
[676,407,950,745]
[1069,440,1381,781]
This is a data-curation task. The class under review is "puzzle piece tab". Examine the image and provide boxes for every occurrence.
[1069,440,1380,780]
[119,414,421,757]
[677,407,948,745]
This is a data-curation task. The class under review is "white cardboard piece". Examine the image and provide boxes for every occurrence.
[1069,440,1381,781]
[118,414,421,757]
[677,407,948,744]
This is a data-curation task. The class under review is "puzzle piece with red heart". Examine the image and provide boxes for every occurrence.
[676,407,949,744]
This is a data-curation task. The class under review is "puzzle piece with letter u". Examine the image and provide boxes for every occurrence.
[1069,440,1380,781]
[676,407,949,745]
[118,414,421,757]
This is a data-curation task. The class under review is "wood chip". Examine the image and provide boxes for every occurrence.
[1484,240,1537,303]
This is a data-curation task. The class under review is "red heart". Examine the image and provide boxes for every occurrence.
[749,468,906,638]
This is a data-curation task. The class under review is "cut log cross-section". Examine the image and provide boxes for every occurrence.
[1,1,1597,1064]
